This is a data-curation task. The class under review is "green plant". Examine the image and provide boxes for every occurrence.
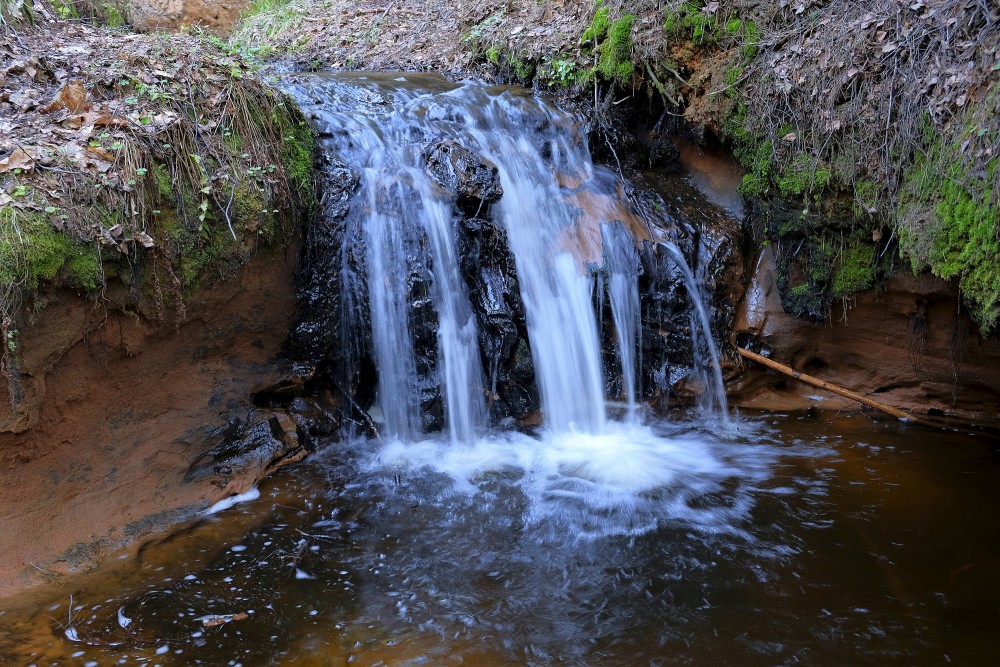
[545,57,577,87]
[51,0,78,20]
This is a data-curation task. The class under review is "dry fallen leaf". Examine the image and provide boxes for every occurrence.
[86,145,115,160]
[0,147,35,173]
[41,79,89,114]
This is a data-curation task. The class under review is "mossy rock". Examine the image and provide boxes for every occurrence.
[766,197,888,321]
[898,126,1000,334]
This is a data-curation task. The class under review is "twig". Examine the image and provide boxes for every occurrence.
[201,612,248,628]
[737,347,965,431]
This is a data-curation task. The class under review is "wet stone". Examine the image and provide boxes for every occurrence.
[185,411,303,492]
[423,139,503,217]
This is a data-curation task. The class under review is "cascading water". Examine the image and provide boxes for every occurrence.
[601,221,642,421]
[299,78,489,442]
[286,72,736,537]
[449,92,611,434]
[661,241,730,421]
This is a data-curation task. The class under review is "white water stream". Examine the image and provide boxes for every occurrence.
[289,73,733,534]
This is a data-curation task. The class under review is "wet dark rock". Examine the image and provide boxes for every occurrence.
[185,410,305,493]
[458,219,524,379]
[423,139,504,217]
[286,153,361,369]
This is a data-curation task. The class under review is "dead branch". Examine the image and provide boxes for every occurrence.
[737,347,933,425]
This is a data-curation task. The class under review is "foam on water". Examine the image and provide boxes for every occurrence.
[368,418,772,539]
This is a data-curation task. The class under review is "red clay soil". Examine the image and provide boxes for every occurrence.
[0,243,299,598]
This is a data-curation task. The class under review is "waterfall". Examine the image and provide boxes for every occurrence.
[454,98,610,434]
[297,78,488,441]
[660,241,729,421]
[418,180,487,444]
[361,172,424,440]
[287,72,730,440]
[602,222,641,421]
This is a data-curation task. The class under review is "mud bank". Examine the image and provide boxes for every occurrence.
[0,242,300,597]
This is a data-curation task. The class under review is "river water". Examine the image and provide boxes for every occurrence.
[2,412,998,665]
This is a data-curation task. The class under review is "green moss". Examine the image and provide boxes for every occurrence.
[0,208,101,291]
[278,117,315,207]
[724,65,742,87]
[777,153,831,198]
[597,13,635,84]
[852,179,878,217]
[776,238,837,320]
[736,139,774,199]
[485,45,500,65]
[582,6,610,43]
[64,246,103,290]
[833,243,875,296]
[663,1,718,44]
[153,162,173,199]
[899,127,1000,333]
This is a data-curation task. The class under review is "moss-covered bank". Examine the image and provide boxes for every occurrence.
[1,13,315,392]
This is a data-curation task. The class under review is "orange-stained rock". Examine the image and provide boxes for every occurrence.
[731,246,1000,420]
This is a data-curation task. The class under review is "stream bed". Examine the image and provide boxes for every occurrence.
[2,412,998,666]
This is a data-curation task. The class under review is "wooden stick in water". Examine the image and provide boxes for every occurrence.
[737,347,920,422]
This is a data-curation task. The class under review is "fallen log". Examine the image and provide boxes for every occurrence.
[737,347,925,423]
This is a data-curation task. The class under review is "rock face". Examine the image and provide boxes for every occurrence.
[288,137,545,428]
[731,245,1000,419]
[0,243,301,597]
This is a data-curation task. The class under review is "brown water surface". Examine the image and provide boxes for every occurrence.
[2,412,998,666]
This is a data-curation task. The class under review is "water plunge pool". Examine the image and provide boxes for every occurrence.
[3,412,998,665]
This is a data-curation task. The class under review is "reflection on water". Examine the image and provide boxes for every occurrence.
[2,412,999,666]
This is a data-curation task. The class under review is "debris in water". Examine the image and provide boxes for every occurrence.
[198,612,248,628]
